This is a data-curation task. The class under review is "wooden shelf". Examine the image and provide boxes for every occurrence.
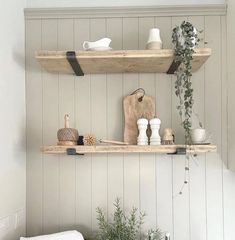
[35,48,211,75]
[41,144,217,155]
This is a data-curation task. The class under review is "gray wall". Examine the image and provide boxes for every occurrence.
[26,0,225,8]
[0,0,26,239]
[25,5,235,240]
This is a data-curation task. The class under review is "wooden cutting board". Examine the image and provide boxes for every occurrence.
[123,90,155,144]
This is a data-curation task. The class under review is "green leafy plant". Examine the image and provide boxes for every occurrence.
[172,21,201,144]
[96,198,145,240]
[145,228,164,240]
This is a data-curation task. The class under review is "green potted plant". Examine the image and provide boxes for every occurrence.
[172,21,201,144]
[96,199,166,240]
[96,198,145,240]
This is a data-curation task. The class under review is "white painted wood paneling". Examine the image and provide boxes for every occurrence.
[204,16,224,240]
[41,19,60,234]
[57,18,76,231]
[106,17,124,218]
[25,8,232,240]
[227,0,235,172]
[155,17,174,236]
[74,18,93,239]
[89,18,108,233]
[188,16,207,240]
[26,19,43,236]
[122,18,140,213]
[138,17,157,232]
[171,16,190,240]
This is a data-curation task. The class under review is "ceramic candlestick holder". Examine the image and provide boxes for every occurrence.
[137,118,148,145]
[150,117,161,145]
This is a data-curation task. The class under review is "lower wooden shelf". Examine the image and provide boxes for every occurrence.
[41,144,217,155]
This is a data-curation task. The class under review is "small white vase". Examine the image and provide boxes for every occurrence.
[146,28,162,50]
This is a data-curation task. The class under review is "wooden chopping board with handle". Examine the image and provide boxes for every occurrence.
[123,88,155,144]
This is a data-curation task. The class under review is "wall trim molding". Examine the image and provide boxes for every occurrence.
[24,4,227,19]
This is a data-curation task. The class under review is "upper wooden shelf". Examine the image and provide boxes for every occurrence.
[35,48,212,76]
[41,144,217,155]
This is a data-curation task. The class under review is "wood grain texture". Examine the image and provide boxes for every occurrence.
[41,144,217,154]
[123,93,155,144]
[35,48,212,74]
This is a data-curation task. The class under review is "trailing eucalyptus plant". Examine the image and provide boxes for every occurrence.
[172,21,201,144]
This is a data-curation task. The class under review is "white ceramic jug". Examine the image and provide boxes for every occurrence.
[83,38,111,50]
[146,28,162,50]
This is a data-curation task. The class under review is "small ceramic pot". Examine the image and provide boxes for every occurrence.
[190,128,208,143]
[146,28,162,50]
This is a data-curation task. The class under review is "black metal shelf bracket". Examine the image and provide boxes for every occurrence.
[66,148,84,156]
[167,147,187,155]
[167,60,181,74]
[66,51,84,76]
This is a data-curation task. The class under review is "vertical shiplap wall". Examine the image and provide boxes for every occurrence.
[25,8,234,240]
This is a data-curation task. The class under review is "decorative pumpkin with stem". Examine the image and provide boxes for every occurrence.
[172,21,201,144]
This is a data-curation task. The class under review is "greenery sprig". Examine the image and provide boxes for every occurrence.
[172,21,200,144]
[96,198,145,240]
[146,228,164,240]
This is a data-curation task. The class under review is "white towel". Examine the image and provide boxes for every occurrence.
[20,230,84,240]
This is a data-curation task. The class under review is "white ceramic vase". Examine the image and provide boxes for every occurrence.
[146,28,162,50]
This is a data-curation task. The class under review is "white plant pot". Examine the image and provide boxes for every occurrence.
[146,28,162,50]
[190,128,209,143]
